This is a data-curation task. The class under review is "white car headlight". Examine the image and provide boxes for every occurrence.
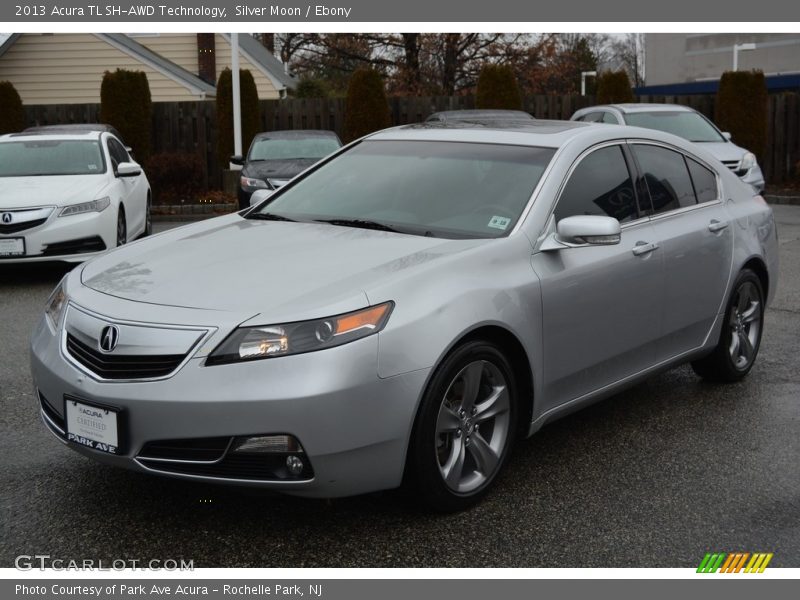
[207,302,394,365]
[739,152,758,172]
[240,176,269,190]
[45,278,68,329]
[59,197,111,217]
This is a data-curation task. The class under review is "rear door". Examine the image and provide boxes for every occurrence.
[533,143,664,410]
[629,142,734,360]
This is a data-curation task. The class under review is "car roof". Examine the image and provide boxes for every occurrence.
[1,130,103,142]
[23,123,124,140]
[253,130,340,140]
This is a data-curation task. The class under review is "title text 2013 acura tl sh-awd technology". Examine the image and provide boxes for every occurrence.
[31,120,778,511]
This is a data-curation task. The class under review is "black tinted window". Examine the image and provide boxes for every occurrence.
[107,138,129,167]
[633,145,696,213]
[554,146,638,223]
[687,158,718,203]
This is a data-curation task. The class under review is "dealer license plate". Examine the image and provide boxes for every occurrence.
[0,237,25,257]
[64,398,120,454]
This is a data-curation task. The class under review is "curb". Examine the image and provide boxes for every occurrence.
[764,195,800,206]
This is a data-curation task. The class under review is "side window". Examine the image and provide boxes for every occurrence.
[107,138,129,169]
[632,145,697,214]
[601,112,619,124]
[580,112,603,123]
[554,145,639,223]
[687,158,718,203]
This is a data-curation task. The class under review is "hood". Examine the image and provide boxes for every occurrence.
[0,175,108,209]
[80,215,483,323]
[243,159,319,182]
[693,141,747,163]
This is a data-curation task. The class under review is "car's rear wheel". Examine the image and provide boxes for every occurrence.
[691,269,764,382]
[116,207,127,247]
[406,340,518,512]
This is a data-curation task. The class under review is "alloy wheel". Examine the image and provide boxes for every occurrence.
[435,360,511,494]
[728,280,762,370]
[116,209,127,246]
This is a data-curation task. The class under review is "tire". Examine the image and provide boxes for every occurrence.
[116,207,127,247]
[406,340,518,512]
[691,269,764,383]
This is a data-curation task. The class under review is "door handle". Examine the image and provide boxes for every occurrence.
[632,241,659,256]
[708,220,729,233]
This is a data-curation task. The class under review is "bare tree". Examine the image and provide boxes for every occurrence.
[610,33,646,88]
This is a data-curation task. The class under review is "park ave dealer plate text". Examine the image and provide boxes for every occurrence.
[0,237,25,256]
[65,398,120,454]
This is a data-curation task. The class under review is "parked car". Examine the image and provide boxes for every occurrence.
[0,128,151,263]
[426,109,534,125]
[32,119,777,511]
[570,104,765,192]
[231,130,342,209]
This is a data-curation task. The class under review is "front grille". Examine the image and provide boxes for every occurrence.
[39,391,65,432]
[0,218,48,234]
[43,236,106,256]
[139,437,231,462]
[66,333,186,380]
[139,453,314,481]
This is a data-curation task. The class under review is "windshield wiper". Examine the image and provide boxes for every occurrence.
[314,218,400,233]
[248,212,297,222]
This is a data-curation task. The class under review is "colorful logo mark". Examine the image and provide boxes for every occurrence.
[697,552,773,573]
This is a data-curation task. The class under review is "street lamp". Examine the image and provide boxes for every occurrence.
[733,43,757,71]
[581,70,597,96]
[230,33,242,169]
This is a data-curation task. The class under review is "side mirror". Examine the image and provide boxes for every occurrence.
[116,161,141,177]
[230,154,245,166]
[249,189,274,207]
[541,215,621,251]
[722,132,732,141]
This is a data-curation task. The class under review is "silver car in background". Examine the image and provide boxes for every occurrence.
[31,120,778,511]
[571,103,765,192]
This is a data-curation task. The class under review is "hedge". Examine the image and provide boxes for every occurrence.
[476,64,522,110]
[0,81,25,134]
[342,68,392,143]
[596,70,634,104]
[715,70,768,161]
[216,68,261,167]
[99,69,152,161]
[144,152,205,204]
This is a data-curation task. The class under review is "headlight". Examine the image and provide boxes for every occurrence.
[241,176,269,191]
[206,302,394,365]
[59,197,110,217]
[267,178,291,189]
[739,152,758,171]
[45,279,68,329]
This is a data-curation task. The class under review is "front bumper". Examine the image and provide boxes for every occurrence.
[31,308,430,498]
[0,208,116,264]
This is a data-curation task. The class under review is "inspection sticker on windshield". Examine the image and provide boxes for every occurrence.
[488,216,511,230]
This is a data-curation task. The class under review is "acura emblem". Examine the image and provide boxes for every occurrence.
[1,213,11,224]
[99,325,119,352]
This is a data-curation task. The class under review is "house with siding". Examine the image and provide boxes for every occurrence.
[0,33,296,104]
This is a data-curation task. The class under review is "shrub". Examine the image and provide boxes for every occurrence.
[99,69,152,161]
[715,70,768,161]
[143,152,205,204]
[294,78,329,99]
[596,70,634,104]
[342,68,391,143]
[0,81,25,134]
[216,68,261,167]
[475,64,522,110]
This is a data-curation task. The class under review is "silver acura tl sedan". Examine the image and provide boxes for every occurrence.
[31,119,778,511]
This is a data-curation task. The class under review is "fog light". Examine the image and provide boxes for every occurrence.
[231,434,304,454]
[286,455,304,475]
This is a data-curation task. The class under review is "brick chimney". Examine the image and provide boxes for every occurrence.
[197,33,216,85]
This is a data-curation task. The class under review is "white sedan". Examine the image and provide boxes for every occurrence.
[0,128,151,263]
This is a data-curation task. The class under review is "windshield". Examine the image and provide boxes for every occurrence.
[250,140,555,239]
[0,140,106,176]
[624,111,725,143]
[248,136,341,161]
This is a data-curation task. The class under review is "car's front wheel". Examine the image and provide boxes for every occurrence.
[116,207,127,247]
[406,340,518,512]
[691,269,764,382]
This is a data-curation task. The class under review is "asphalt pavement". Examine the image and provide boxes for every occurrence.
[1,209,798,568]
